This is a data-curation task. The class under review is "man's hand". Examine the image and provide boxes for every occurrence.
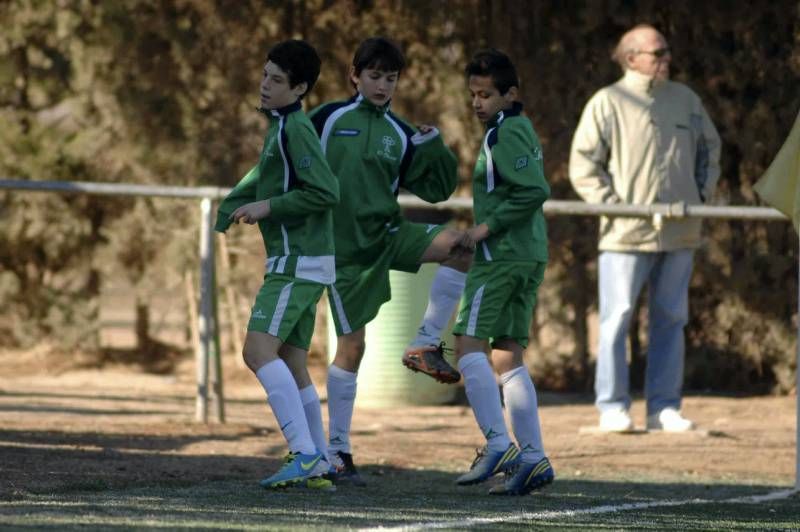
[459,223,490,251]
[230,200,271,225]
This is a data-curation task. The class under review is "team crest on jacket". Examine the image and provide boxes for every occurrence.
[378,135,397,161]
[263,136,277,158]
[298,156,312,169]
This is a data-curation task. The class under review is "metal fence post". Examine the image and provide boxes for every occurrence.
[209,208,226,423]
[196,198,213,423]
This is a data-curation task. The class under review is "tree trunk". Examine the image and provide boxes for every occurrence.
[135,299,151,354]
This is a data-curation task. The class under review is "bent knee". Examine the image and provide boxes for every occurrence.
[334,336,366,371]
[241,333,280,371]
[443,229,473,269]
[651,304,689,328]
[600,304,635,327]
[443,249,472,272]
[242,343,262,372]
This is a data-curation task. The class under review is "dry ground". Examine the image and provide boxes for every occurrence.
[0,348,796,501]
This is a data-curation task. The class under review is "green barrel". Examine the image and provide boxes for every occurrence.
[328,263,458,407]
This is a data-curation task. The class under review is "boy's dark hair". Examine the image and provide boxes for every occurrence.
[465,48,519,95]
[352,37,406,75]
[267,40,321,98]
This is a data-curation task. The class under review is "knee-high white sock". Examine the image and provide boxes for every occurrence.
[458,352,511,452]
[327,364,357,454]
[299,384,327,459]
[501,366,545,463]
[255,359,315,455]
[410,266,466,347]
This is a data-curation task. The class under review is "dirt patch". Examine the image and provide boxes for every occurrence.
[0,348,795,499]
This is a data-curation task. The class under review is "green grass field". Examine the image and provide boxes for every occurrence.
[2,469,798,530]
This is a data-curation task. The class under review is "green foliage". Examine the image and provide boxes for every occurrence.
[0,0,797,391]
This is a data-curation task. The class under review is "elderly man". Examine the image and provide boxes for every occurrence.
[569,24,721,432]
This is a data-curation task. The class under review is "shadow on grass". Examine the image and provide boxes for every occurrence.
[1,463,797,530]
[0,426,277,500]
[0,426,271,452]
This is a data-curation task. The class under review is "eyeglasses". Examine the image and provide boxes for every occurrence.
[635,47,671,59]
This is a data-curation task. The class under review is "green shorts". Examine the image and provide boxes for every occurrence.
[452,261,546,348]
[247,274,325,350]
[328,220,445,335]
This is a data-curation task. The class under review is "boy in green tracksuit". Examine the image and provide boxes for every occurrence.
[308,37,470,484]
[452,49,554,496]
[215,40,338,490]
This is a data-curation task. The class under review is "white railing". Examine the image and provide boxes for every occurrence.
[2,178,797,489]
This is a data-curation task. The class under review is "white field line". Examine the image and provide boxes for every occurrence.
[362,489,798,531]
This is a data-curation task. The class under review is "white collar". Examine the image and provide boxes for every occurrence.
[622,69,666,94]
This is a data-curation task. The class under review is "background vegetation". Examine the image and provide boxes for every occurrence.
[1,0,797,393]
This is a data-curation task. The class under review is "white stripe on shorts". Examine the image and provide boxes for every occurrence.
[268,282,294,336]
[466,284,486,337]
[276,256,287,274]
[329,285,352,335]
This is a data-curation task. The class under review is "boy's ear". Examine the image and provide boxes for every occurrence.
[348,66,359,86]
[504,86,519,103]
[292,81,308,98]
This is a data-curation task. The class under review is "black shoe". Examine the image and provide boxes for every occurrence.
[329,451,366,487]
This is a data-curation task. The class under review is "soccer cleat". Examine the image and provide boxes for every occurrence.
[327,451,367,487]
[646,408,694,432]
[402,343,461,384]
[489,457,555,496]
[305,476,336,491]
[456,443,521,485]
[259,450,329,489]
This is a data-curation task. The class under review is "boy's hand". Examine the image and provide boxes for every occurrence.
[459,223,490,250]
[230,200,271,224]
[417,124,435,134]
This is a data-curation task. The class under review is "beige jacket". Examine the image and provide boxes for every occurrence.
[569,69,721,251]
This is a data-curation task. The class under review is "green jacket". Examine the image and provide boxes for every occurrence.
[215,101,339,284]
[473,102,549,263]
[309,93,457,264]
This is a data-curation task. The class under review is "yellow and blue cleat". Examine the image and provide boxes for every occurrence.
[489,456,554,496]
[456,443,521,485]
[259,451,331,490]
[304,475,336,491]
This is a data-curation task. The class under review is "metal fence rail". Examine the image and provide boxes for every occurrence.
[2,178,797,489]
[2,178,788,220]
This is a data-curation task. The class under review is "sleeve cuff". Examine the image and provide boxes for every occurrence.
[214,212,232,233]
[410,127,440,146]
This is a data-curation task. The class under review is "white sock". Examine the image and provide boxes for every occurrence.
[327,364,357,454]
[255,360,315,455]
[299,384,327,459]
[410,266,466,347]
[501,366,545,463]
[458,352,511,452]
